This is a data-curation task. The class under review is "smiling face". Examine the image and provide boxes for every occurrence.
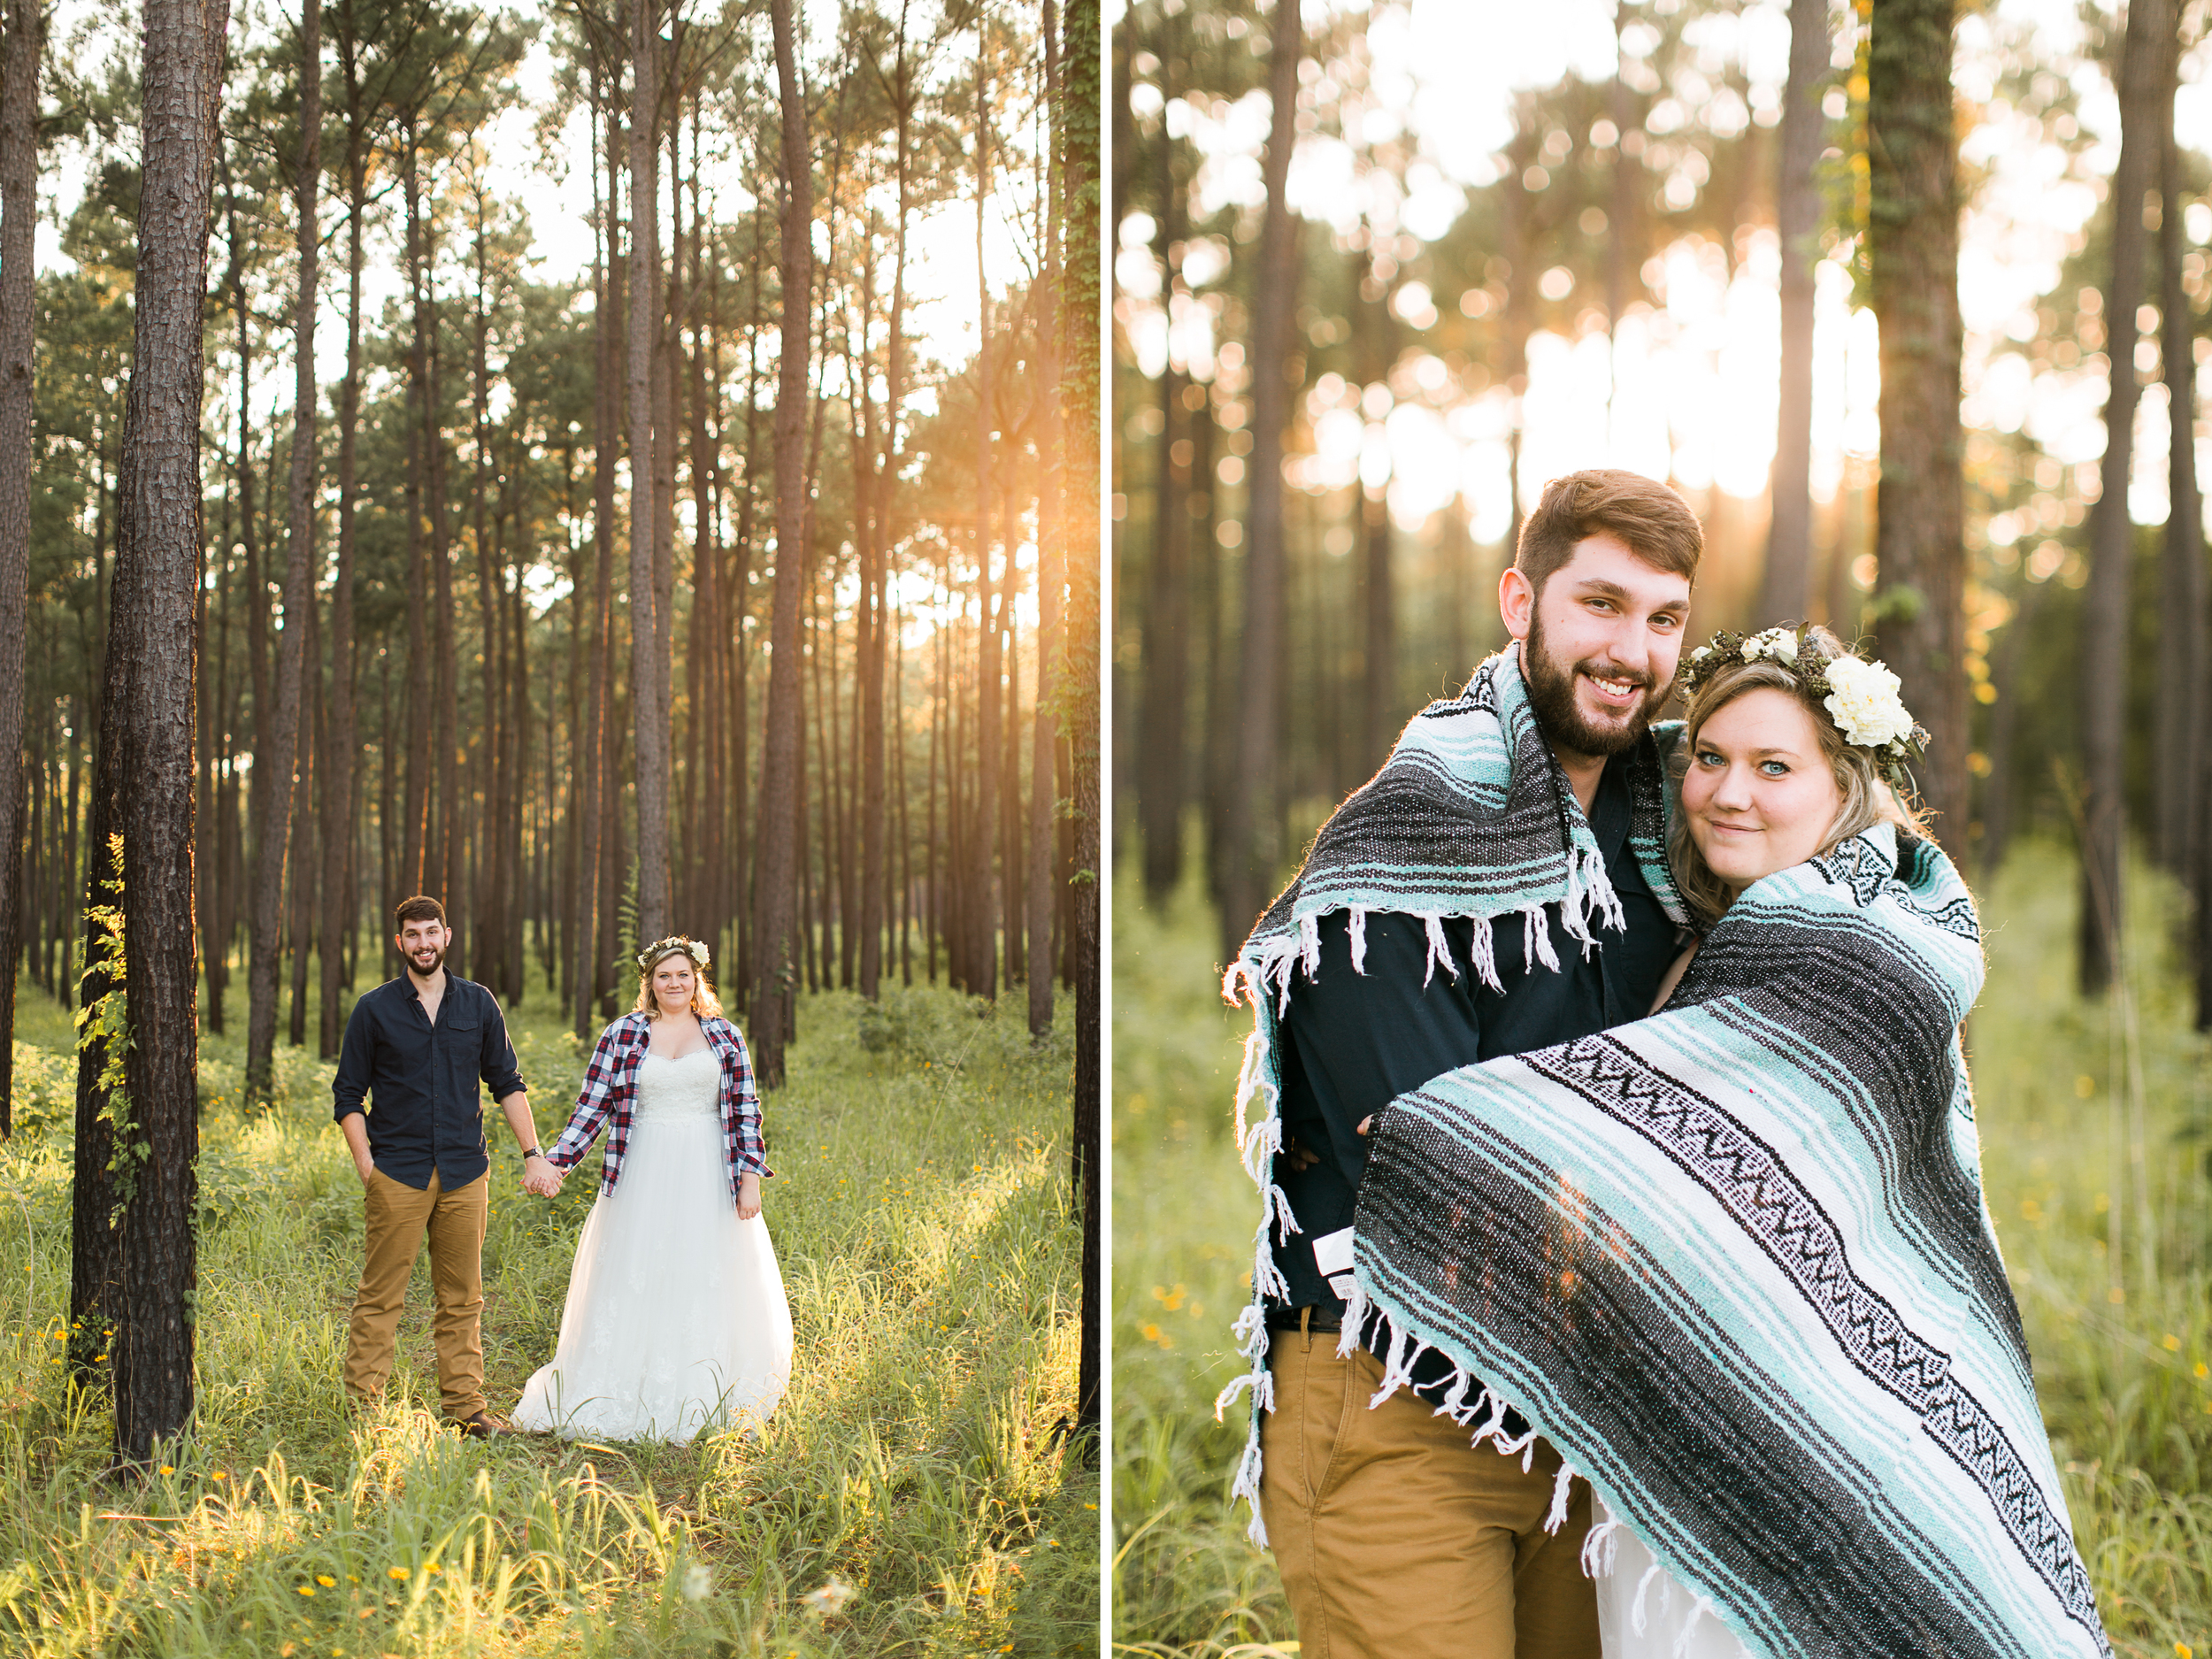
[1680,687,1846,893]
[1502,532,1694,762]
[649,953,697,1017]
[396,918,449,980]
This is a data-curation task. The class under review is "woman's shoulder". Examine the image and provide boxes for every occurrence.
[701,1014,747,1042]
[596,1012,653,1043]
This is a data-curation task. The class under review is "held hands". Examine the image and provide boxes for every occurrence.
[520,1155,565,1198]
[736,1172,763,1221]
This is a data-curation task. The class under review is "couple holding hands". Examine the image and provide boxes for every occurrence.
[1225,471,2112,1658]
[332,901,793,1445]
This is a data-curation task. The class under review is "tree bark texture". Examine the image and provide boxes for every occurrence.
[322,4,368,1058]
[1061,0,1101,1439]
[966,23,1001,1002]
[1867,0,1967,856]
[111,0,227,1465]
[1760,0,1829,625]
[1027,0,1061,1039]
[246,0,319,1104]
[627,0,671,945]
[2154,12,2202,880]
[1137,18,1186,904]
[2077,0,2166,994]
[749,0,810,1087]
[0,0,43,1138]
[1220,0,1299,965]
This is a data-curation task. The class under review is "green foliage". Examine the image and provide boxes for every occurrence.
[1112,841,2212,1655]
[0,980,1095,1655]
[70,835,136,1210]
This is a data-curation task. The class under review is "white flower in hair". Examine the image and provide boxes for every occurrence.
[1741,627,1796,663]
[1823,654,1915,749]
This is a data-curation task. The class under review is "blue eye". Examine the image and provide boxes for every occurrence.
[1694,749,1723,767]
[1760,760,1789,777]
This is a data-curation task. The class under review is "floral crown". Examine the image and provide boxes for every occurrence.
[1677,626,1930,795]
[635,935,712,978]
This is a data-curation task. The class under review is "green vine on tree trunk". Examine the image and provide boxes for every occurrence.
[74,833,144,1213]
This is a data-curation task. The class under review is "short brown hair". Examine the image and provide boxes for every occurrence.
[1666,625,1932,928]
[394,895,446,930]
[1515,469,1703,596]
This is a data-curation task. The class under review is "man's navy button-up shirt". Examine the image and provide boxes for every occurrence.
[331,972,526,1192]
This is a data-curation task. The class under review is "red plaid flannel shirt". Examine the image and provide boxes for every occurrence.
[546,1012,772,1202]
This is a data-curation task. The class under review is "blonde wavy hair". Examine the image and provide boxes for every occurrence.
[631,937,725,1020]
[1667,625,1932,930]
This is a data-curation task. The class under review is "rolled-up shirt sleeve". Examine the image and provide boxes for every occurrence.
[332,996,376,1120]
[479,994,526,1099]
[726,1026,770,1177]
[547,1022,626,1172]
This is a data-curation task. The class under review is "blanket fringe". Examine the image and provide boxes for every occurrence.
[1543,1457,1578,1534]
[1471,914,1503,992]
[1631,1561,1666,1636]
[1422,914,1457,987]
[1580,1517,1623,1580]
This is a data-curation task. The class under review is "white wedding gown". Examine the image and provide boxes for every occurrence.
[1592,1499,1750,1659]
[512,1048,793,1443]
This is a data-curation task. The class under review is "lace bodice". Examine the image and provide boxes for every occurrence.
[634,1047,721,1122]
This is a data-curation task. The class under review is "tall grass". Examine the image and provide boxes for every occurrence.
[0,975,1097,1655]
[1111,841,2212,1658]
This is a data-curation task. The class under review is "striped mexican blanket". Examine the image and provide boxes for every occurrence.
[1350,821,2110,1659]
[1217,648,1684,1533]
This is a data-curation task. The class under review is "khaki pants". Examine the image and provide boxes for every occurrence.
[1260,1327,1599,1659]
[343,1167,488,1421]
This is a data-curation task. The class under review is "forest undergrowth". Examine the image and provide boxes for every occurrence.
[0,976,1097,1656]
[1111,836,2212,1658]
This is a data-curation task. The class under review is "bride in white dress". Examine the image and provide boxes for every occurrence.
[514,936,793,1443]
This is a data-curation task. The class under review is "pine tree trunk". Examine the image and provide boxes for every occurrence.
[1221,0,1299,964]
[2154,15,2201,879]
[0,0,43,1138]
[1063,0,1102,1439]
[1760,0,1828,624]
[1138,19,1187,904]
[1358,257,1395,772]
[1867,0,1967,860]
[1027,0,1062,1038]
[400,128,433,902]
[968,25,1001,1001]
[627,0,672,945]
[749,0,811,1087]
[2076,0,2166,994]
[574,75,619,1038]
[111,0,228,1463]
[246,0,319,1105]
[321,8,366,1056]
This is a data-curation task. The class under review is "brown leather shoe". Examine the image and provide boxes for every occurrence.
[452,1411,512,1440]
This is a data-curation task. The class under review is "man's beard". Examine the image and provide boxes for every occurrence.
[405,942,449,979]
[1520,611,1671,760]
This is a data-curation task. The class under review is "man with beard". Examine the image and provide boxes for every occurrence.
[1232,470,1702,1657]
[334,895,558,1437]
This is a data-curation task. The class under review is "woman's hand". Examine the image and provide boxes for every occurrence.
[736,1171,763,1220]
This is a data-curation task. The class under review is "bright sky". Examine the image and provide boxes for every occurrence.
[1114,0,2212,550]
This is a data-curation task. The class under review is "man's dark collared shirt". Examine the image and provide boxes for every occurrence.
[1269,747,1681,1338]
[332,973,526,1191]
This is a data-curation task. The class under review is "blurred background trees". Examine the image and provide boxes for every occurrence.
[1112,0,2212,1008]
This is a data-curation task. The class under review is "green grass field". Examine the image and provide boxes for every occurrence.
[1112,840,2212,1658]
[0,970,1097,1655]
